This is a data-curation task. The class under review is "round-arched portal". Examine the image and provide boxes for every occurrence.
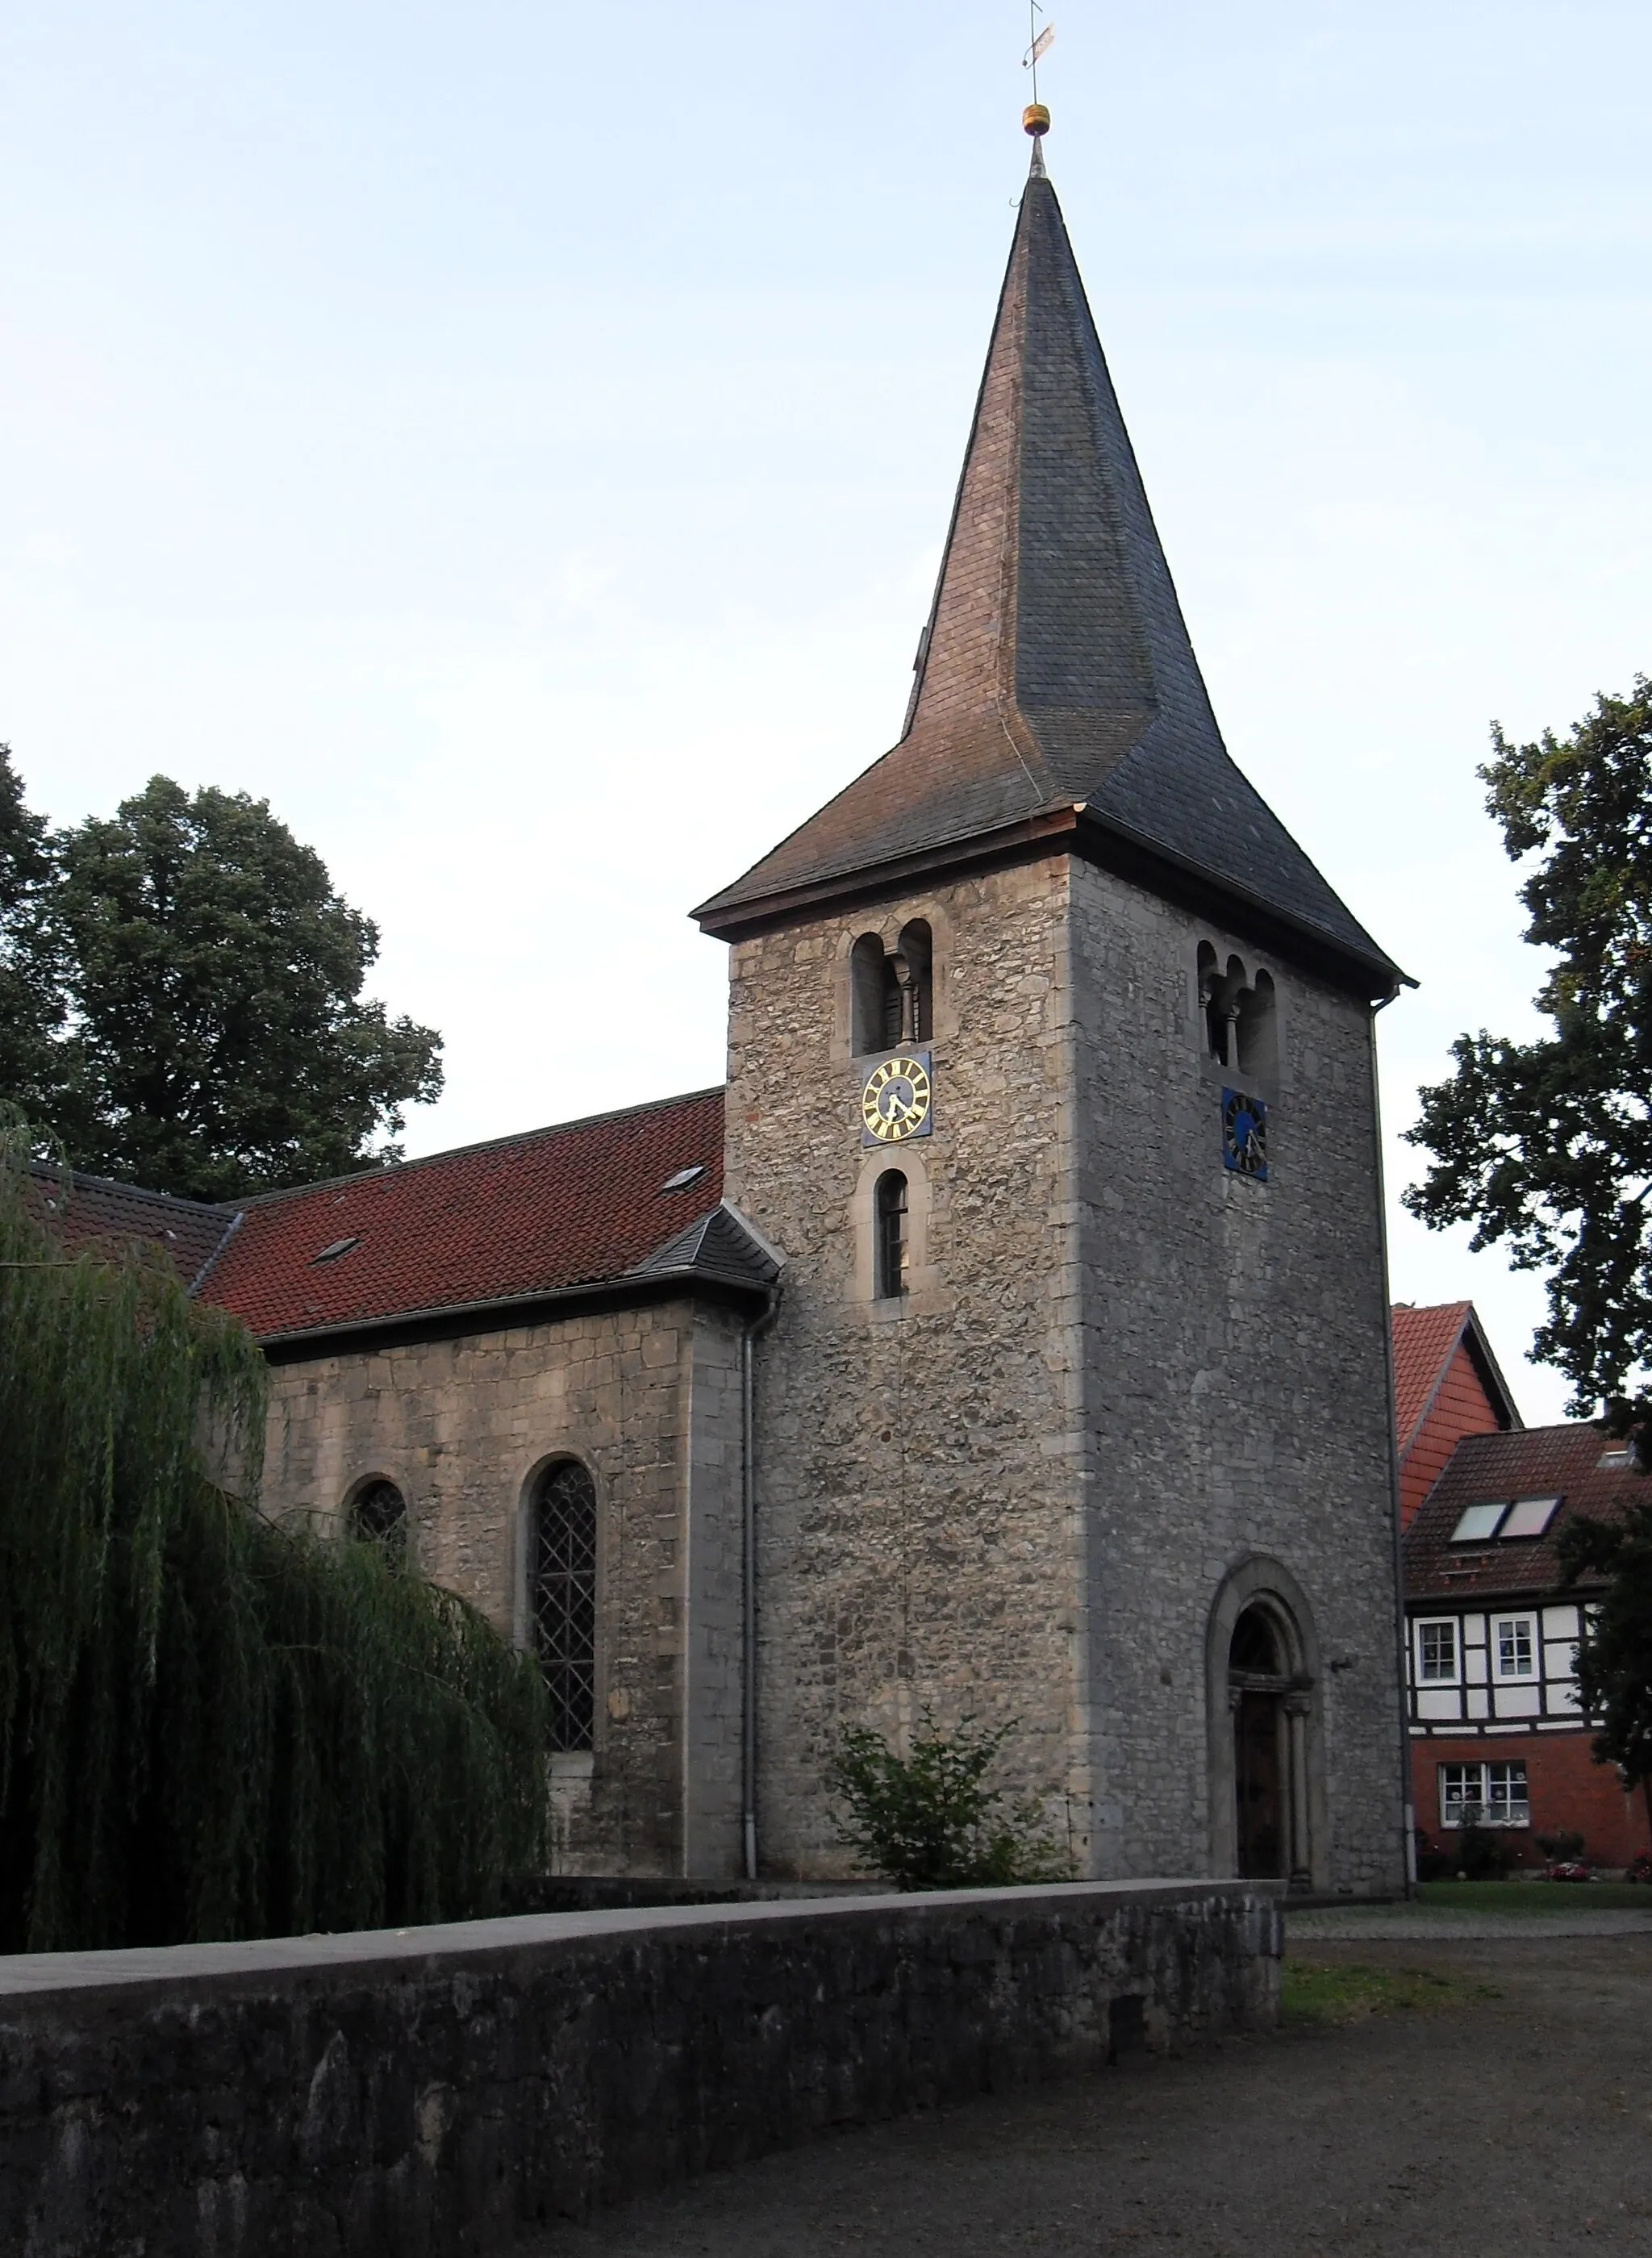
[1206,1562,1326,1892]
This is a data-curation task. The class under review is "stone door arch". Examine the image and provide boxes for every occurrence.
[1207,1558,1328,1892]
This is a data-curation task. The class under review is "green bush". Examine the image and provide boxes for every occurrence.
[828,1709,1070,1891]
[1536,1830,1587,1864]
[1454,1814,1510,1880]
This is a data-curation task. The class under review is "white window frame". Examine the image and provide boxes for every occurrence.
[1414,1616,1460,1686]
[1491,1612,1537,1682]
[1438,1759,1530,1829]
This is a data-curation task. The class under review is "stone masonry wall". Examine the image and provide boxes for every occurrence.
[258,1296,747,1880]
[724,846,1404,1892]
[1066,856,1405,1892]
[0,1883,1280,2258]
[724,861,1089,1878]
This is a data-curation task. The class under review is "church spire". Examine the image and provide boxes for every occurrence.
[696,126,1401,994]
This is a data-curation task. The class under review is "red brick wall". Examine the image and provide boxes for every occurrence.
[1412,1732,1652,1869]
[1400,1345,1505,1529]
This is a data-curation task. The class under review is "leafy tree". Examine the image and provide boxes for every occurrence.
[1558,1500,1652,1848]
[0,745,64,1107]
[0,1125,545,1950]
[828,1709,1070,1890]
[1405,677,1652,1447]
[47,775,442,1201]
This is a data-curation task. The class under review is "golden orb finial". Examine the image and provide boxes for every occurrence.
[1023,102,1050,137]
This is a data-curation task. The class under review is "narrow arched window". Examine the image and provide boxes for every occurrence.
[874,1171,909,1299]
[852,933,902,1056]
[532,1460,598,1752]
[1237,970,1277,1081]
[896,919,933,1044]
[349,1478,407,1563]
[1196,941,1221,1060]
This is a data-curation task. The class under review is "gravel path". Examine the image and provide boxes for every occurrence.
[1288,1903,1652,1939]
[532,1935,1652,2257]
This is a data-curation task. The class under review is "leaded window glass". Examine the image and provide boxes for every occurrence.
[350,1478,407,1564]
[532,1461,598,1752]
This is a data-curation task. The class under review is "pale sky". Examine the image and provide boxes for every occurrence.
[5,2,1650,1424]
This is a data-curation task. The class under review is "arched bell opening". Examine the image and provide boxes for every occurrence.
[1207,1561,1326,1893]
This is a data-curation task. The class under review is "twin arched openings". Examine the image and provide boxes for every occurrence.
[852,920,932,1055]
[1197,943,1276,1082]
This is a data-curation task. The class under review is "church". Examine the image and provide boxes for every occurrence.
[59,123,1411,1895]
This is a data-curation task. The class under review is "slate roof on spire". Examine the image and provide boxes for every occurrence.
[695,163,1404,992]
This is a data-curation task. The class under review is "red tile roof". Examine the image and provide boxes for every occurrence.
[1392,1302,1475,1450]
[26,1164,237,1291]
[1403,1422,1644,1605]
[200,1087,734,1344]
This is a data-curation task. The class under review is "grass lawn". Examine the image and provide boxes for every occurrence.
[1281,1960,1500,2026]
[1417,1877,1652,1912]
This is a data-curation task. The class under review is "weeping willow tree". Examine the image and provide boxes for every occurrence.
[0,1128,546,1951]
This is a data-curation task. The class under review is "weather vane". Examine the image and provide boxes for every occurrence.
[1022,1,1054,140]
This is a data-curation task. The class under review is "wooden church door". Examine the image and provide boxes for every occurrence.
[1233,1690,1285,1879]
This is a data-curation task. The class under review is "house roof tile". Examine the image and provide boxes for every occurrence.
[1391,1300,1522,1456]
[1392,1302,1475,1453]
[1403,1422,1644,1605]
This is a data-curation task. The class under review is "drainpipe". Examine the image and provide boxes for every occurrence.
[741,1283,782,1883]
[1369,989,1418,1896]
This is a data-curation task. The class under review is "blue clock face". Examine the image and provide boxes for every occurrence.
[1221,1088,1268,1181]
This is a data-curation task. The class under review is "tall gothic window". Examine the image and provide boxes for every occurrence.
[874,1171,909,1299]
[532,1459,598,1752]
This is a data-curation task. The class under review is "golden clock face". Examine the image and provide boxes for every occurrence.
[861,1055,932,1144]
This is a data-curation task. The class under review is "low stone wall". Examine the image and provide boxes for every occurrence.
[0,1880,1279,2257]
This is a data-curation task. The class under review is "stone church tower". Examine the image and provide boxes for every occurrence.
[695,139,1409,1893]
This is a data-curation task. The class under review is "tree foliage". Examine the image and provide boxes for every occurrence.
[0,746,63,1108]
[828,1709,1070,1891]
[0,1130,545,1950]
[1405,678,1652,1439]
[46,775,443,1201]
[1558,1502,1652,1838]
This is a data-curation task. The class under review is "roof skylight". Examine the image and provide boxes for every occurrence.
[1500,1495,1560,1539]
[662,1165,707,1192]
[313,1236,361,1263]
[1449,1503,1507,1544]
